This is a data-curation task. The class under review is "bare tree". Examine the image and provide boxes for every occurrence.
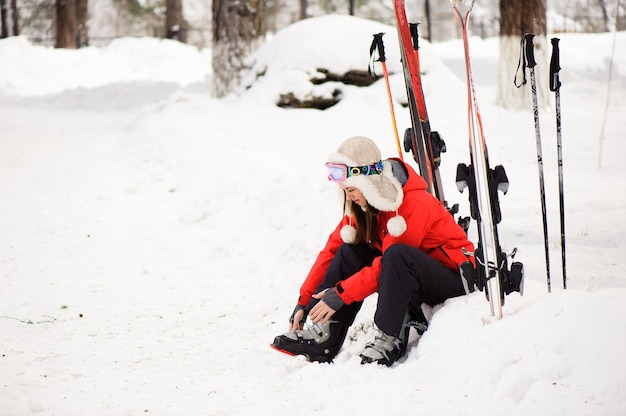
[1,0,17,37]
[76,0,88,47]
[300,0,308,19]
[54,0,89,48]
[424,0,432,41]
[597,0,611,31]
[10,0,16,35]
[212,0,267,98]
[166,0,186,42]
[55,0,77,48]
[497,0,548,109]
[1,0,8,38]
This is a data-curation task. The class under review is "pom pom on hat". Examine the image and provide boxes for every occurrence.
[340,224,357,244]
[387,214,407,237]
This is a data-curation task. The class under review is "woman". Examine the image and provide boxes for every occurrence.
[271,136,475,366]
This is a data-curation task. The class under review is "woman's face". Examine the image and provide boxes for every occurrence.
[339,184,367,207]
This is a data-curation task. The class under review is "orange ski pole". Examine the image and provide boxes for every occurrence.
[370,33,404,161]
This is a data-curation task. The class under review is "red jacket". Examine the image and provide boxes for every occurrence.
[298,160,474,306]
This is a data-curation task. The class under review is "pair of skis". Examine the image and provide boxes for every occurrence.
[391,0,523,318]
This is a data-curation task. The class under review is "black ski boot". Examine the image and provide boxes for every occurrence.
[271,320,347,363]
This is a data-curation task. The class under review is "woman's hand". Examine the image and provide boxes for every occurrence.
[309,289,337,324]
[289,308,306,331]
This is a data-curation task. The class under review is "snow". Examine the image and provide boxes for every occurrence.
[1,14,625,416]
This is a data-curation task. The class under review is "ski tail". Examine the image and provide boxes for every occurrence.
[452,0,523,317]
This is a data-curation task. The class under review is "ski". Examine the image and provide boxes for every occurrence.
[393,0,457,217]
[451,0,523,318]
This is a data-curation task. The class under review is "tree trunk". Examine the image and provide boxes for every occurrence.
[300,0,307,20]
[424,0,432,41]
[498,0,548,110]
[597,0,611,32]
[10,0,18,35]
[1,0,8,38]
[76,0,88,47]
[166,0,185,42]
[55,0,77,48]
[212,0,267,98]
[0,0,17,38]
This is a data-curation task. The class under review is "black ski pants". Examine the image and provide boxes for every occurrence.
[308,242,465,339]
[375,244,466,337]
[306,242,380,330]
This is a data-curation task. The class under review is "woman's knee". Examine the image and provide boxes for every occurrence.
[336,243,379,264]
[381,244,413,264]
[335,243,358,258]
[379,244,418,285]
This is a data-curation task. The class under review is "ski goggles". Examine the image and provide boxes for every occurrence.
[325,161,384,182]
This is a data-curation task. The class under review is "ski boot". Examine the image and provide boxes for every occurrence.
[360,312,413,366]
[271,320,347,363]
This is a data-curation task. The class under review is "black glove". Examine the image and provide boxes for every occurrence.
[289,304,308,326]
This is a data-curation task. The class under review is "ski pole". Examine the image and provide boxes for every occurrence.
[550,37,566,290]
[369,33,404,161]
[523,33,552,293]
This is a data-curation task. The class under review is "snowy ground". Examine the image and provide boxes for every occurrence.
[1,15,625,416]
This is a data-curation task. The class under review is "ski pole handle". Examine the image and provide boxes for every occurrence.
[371,33,386,62]
[550,37,561,92]
[368,33,386,79]
[524,33,536,69]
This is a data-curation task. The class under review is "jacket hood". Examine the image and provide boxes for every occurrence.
[393,158,428,194]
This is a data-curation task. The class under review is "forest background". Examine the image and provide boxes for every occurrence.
[4,0,625,50]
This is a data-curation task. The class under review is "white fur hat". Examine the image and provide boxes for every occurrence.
[328,136,407,242]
